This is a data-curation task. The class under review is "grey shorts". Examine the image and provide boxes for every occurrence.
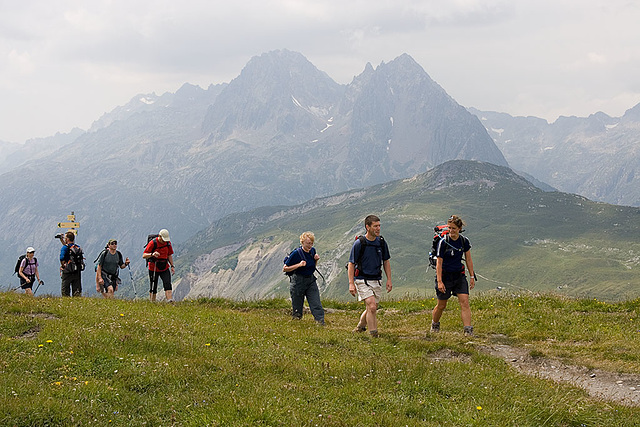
[354,279,382,303]
[100,271,121,292]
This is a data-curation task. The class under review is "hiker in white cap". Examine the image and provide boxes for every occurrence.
[142,229,175,302]
[19,247,41,296]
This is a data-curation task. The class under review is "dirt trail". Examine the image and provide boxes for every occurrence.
[477,343,640,407]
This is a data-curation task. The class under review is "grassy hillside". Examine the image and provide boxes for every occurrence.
[172,160,640,301]
[2,292,640,425]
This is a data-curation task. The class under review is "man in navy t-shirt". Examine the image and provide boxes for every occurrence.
[347,215,392,337]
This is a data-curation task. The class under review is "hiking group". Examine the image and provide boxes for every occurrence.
[283,214,475,337]
[15,215,476,336]
[15,228,176,302]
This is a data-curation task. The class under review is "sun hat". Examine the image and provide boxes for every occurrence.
[159,229,170,242]
[26,247,35,253]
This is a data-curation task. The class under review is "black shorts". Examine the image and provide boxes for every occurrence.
[20,275,36,289]
[435,272,469,300]
[149,269,172,293]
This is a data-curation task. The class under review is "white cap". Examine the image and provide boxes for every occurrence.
[159,229,170,242]
[26,247,35,253]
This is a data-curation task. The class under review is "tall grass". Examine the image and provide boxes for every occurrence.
[1,291,639,425]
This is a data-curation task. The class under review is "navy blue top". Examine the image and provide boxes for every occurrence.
[436,235,471,273]
[285,247,317,276]
[349,236,390,280]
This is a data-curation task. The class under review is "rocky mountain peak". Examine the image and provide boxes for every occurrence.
[202,49,343,138]
[622,102,640,122]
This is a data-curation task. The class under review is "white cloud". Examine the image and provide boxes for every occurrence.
[0,0,639,142]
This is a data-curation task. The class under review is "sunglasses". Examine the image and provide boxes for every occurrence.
[109,241,118,245]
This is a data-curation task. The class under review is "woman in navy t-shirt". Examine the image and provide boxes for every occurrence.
[283,231,325,325]
[431,215,476,336]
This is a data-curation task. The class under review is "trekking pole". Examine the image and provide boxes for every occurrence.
[128,265,137,300]
[315,267,326,287]
[33,280,44,296]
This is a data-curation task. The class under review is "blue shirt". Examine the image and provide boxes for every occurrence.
[60,243,72,263]
[285,247,317,276]
[436,235,471,273]
[349,236,390,280]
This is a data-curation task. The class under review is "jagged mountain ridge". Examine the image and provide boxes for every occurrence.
[0,50,507,291]
[170,160,640,301]
[470,104,640,206]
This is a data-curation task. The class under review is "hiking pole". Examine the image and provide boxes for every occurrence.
[33,280,44,296]
[128,265,138,300]
[315,267,326,287]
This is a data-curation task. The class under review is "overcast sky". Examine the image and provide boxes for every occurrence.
[1,0,639,143]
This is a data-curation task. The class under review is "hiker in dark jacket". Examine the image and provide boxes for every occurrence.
[96,239,130,299]
[19,247,41,296]
[283,231,325,325]
[60,231,83,297]
[431,215,476,336]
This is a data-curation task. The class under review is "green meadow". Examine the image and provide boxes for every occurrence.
[2,291,640,426]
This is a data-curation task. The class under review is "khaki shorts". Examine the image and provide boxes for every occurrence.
[354,279,382,303]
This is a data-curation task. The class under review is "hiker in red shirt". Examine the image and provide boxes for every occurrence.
[142,229,175,302]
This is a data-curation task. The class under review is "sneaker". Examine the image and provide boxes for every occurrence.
[463,326,474,337]
[353,325,366,333]
[430,322,440,333]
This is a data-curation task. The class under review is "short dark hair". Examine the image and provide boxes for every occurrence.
[364,215,380,228]
[65,231,76,242]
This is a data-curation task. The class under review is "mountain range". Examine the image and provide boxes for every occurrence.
[469,104,640,206]
[168,160,640,302]
[0,50,507,291]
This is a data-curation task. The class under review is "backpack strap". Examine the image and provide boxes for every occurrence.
[152,238,170,257]
[441,234,466,252]
[355,236,367,269]
[356,236,385,267]
[94,248,108,264]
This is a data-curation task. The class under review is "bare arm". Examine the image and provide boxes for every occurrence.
[348,263,356,296]
[19,265,29,282]
[383,259,392,292]
[436,257,445,292]
[465,250,475,290]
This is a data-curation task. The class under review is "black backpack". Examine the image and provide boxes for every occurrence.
[145,234,171,266]
[14,255,37,275]
[283,246,325,283]
[69,244,85,272]
[345,235,386,278]
[94,246,123,274]
[427,225,467,274]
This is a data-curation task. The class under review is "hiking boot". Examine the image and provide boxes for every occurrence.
[353,325,366,333]
[463,326,474,337]
[430,322,440,333]
[369,330,379,338]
